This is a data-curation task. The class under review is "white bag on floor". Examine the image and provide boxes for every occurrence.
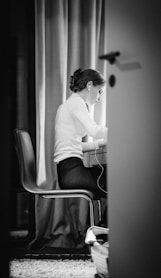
[85,226,109,278]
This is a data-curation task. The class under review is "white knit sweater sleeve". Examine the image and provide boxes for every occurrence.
[72,100,108,140]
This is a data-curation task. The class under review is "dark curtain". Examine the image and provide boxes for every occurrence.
[1,0,35,275]
[8,0,36,240]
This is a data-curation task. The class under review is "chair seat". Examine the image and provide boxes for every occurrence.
[23,183,97,199]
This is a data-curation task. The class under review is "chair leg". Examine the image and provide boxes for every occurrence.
[89,200,95,226]
[97,200,102,223]
[89,200,102,227]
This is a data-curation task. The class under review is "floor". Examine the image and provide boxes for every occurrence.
[10,258,97,278]
[9,231,106,278]
[9,234,97,278]
[9,236,90,261]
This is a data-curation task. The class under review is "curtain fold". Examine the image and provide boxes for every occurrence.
[33,0,107,249]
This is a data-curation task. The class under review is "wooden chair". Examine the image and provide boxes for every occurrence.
[14,128,101,227]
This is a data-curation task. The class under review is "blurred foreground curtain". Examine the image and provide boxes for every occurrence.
[33,0,108,249]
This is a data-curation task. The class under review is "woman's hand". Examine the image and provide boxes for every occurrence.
[98,139,107,148]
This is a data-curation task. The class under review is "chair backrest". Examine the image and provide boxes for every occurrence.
[14,129,37,192]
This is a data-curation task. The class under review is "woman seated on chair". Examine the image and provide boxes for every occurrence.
[53,68,108,226]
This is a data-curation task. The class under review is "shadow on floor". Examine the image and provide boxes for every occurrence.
[9,236,90,260]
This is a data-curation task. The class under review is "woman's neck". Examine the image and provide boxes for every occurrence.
[77,90,90,106]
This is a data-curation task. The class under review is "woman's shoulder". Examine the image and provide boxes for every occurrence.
[67,93,85,109]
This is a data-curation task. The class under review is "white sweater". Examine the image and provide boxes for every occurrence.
[54,93,107,163]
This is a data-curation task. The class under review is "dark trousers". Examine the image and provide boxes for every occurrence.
[57,157,107,225]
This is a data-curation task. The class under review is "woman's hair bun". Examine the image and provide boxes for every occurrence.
[69,68,82,92]
[69,67,105,93]
[73,68,82,79]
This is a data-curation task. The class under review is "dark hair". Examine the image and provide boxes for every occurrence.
[69,68,105,92]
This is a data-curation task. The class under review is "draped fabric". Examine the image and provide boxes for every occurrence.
[34,0,108,249]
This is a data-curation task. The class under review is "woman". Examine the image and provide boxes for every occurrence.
[54,68,108,225]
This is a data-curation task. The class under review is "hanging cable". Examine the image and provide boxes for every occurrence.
[94,148,108,194]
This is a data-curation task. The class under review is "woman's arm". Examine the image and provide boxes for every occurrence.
[73,101,108,140]
[81,139,107,152]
